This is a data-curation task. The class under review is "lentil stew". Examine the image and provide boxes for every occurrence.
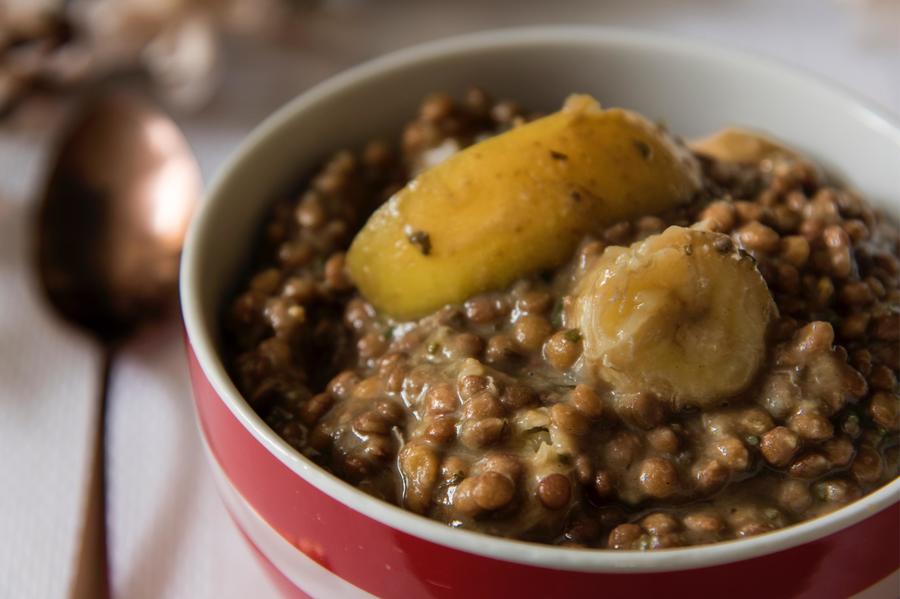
[222,89,899,550]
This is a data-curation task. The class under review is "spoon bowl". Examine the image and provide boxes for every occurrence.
[37,92,201,342]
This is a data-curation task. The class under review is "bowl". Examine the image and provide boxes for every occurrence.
[180,27,900,599]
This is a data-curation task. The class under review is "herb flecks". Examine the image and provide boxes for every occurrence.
[564,329,582,343]
[633,139,652,160]
[407,230,432,256]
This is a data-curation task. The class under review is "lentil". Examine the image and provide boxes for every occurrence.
[538,473,572,509]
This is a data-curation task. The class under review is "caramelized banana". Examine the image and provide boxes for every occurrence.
[568,226,776,408]
[690,127,800,163]
[348,95,701,319]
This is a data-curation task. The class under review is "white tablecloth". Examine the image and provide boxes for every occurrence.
[1,1,897,597]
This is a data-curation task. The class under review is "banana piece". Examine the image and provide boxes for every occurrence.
[568,226,776,408]
[347,95,701,319]
[690,127,801,164]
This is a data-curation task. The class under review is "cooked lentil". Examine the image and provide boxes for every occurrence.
[223,88,899,549]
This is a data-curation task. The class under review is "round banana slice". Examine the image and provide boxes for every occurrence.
[568,226,776,408]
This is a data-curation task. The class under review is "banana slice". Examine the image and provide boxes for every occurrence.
[568,226,776,408]
[690,127,800,164]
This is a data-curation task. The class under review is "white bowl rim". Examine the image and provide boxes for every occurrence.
[181,25,900,574]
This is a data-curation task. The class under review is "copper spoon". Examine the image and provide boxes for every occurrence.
[35,91,201,598]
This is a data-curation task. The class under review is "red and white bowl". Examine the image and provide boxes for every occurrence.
[180,27,900,599]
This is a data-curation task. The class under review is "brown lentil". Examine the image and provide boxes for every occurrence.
[869,392,899,431]
[647,427,679,454]
[543,330,583,371]
[550,402,589,436]
[638,457,679,498]
[512,314,553,351]
[571,385,603,419]
[538,473,572,509]
[485,334,518,364]
[472,472,515,510]
[608,523,643,550]
[822,436,855,467]
[500,384,537,410]
[790,453,831,479]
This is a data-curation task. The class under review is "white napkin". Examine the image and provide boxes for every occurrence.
[107,325,276,599]
[0,2,897,598]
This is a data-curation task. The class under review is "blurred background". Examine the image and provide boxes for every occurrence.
[1,1,898,598]
[2,0,899,190]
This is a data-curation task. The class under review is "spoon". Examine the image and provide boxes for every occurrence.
[35,91,201,598]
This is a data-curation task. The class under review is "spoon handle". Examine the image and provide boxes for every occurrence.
[69,349,112,599]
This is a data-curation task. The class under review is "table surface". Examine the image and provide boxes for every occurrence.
[1,1,898,597]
